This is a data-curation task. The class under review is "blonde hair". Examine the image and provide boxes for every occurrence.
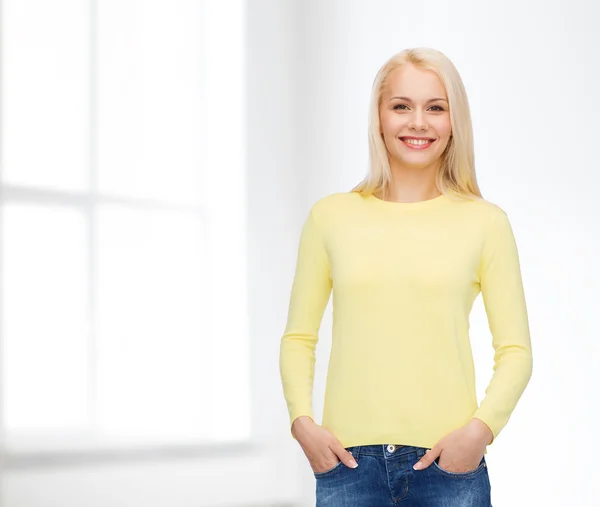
[351,47,483,202]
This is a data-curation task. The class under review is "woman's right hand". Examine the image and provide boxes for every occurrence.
[291,416,358,473]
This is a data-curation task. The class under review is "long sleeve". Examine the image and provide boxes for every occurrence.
[279,207,333,440]
[471,209,533,444]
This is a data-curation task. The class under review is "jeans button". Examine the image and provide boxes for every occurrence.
[387,444,396,453]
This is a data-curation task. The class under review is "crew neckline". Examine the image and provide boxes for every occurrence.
[364,191,451,210]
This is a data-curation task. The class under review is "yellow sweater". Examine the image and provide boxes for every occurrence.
[279,189,533,452]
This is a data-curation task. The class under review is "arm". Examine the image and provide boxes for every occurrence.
[471,209,533,445]
[279,207,333,440]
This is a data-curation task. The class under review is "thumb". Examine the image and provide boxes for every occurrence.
[330,441,358,468]
[413,447,439,471]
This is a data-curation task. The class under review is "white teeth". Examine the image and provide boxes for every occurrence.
[401,138,432,145]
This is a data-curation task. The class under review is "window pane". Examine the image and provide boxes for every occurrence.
[96,205,213,443]
[1,204,89,432]
[0,0,249,450]
[96,0,205,205]
[2,0,90,191]
[197,0,250,442]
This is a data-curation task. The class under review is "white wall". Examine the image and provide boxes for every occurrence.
[288,1,600,506]
[1,1,598,506]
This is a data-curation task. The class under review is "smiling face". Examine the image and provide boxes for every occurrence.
[379,63,452,172]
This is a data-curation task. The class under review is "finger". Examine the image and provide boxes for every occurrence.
[413,447,439,470]
[329,441,358,468]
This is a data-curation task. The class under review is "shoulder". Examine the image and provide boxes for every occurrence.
[469,196,507,216]
[461,197,519,247]
[440,193,516,244]
[452,193,510,223]
[308,191,361,221]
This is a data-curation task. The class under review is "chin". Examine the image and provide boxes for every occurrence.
[394,154,441,168]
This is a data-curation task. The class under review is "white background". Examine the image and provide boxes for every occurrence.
[1,0,599,506]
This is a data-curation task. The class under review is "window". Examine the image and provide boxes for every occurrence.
[0,0,249,456]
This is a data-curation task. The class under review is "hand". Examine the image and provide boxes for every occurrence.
[413,418,492,473]
[292,416,358,473]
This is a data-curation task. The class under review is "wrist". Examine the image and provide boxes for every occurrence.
[468,418,494,445]
[292,415,315,438]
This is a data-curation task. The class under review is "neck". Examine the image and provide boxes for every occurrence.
[384,160,441,203]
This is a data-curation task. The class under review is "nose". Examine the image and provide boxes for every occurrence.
[409,109,428,131]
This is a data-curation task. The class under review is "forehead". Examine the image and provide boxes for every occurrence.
[382,64,446,100]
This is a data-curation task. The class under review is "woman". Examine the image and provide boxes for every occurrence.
[279,47,533,506]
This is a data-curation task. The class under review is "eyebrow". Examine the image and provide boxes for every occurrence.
[390,96,448,103]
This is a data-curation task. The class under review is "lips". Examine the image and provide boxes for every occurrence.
[398,137,436,150]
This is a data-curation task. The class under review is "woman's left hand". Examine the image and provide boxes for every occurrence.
[413,418,493,473]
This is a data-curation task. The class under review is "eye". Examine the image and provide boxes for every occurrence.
[392,104,445,111]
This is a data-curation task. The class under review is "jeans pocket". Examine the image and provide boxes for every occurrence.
[431,456,487,478]
[313,459,344,478]
[313,446,357,478]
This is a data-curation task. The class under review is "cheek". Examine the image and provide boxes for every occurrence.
[434,117,452,137]
[380,111,403,131]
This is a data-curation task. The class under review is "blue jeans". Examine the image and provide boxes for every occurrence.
[314,444,492,507]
